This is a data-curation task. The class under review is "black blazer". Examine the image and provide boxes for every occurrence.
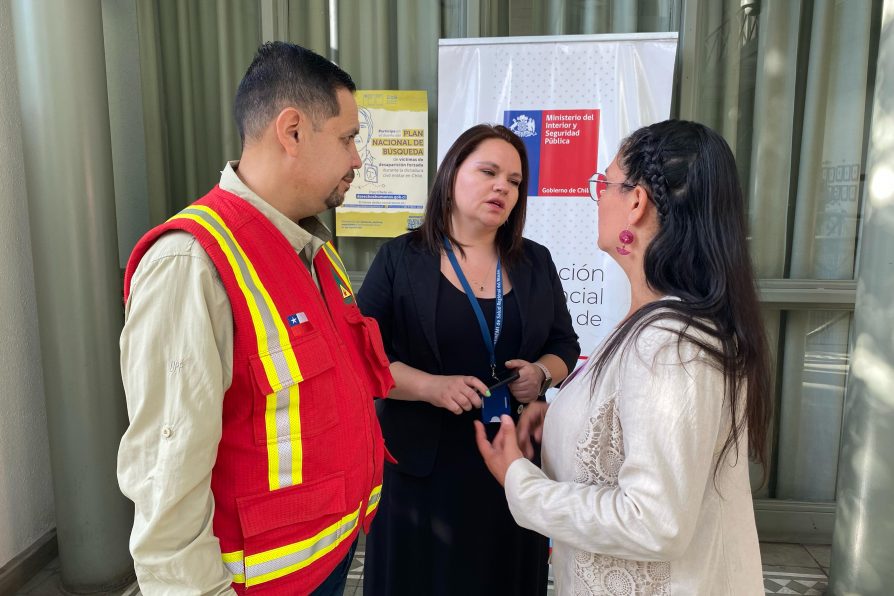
[357,232,580,477]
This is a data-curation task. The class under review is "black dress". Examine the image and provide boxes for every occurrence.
[362,274,549,596]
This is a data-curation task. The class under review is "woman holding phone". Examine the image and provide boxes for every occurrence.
[476,120,770,595]
[357,124,580,596]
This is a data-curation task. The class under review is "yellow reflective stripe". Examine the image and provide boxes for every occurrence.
[221,550,246,584]
[220,490,376,587]
[185,205,303,385]
[243,503,362,587]
[288,384,302,485]
[365,484,382,517]
[171,210,273,374]
[172,208,283,385]
[170,205,304,488]
[265,392,280,487]
[322,241,353,294]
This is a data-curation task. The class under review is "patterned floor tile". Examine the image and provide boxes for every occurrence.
[763,570,828,595]
[347,550,365,580]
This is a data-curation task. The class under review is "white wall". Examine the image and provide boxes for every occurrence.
[0,0,56,567]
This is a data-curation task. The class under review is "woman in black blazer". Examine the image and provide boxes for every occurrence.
[358,124,580,596]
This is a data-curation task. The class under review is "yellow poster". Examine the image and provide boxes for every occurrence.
[337,90,428,237]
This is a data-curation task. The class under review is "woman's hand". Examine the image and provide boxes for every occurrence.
[517,401,549,459]
[474,416,524,486]
[424,374,489,415]
[505,359,546,403]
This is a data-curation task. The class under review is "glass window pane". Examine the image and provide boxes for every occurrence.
[773,310,852,502]
[786,2,876,281]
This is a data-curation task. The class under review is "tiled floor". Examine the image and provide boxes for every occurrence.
[16,542,831,595]
[760,542,830,595]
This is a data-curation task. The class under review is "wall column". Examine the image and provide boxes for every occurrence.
[11,0,133,590]
[829,0,894,594]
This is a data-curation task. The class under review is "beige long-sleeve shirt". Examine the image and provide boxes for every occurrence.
[505,319,764,595]
[117,162,331,595]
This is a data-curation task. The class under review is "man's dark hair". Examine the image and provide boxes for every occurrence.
[234,42,356,144]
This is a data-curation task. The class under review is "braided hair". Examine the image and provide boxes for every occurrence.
[588,119,772,481]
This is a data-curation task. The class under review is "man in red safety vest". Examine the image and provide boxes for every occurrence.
[118,42,394,595]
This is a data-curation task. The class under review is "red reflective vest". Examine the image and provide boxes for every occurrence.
[124,187,394,594]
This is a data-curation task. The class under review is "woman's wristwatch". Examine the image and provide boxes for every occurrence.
[531,361,552,396]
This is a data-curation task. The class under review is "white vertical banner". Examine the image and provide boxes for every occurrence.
[438,33,678,357]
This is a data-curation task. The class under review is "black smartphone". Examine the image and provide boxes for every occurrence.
[486,369,520,392]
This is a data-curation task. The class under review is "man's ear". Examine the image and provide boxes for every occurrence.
[627,184,654,227]
[274,107,305,157]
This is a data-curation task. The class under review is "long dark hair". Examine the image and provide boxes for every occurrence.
[415,124,529,268]
[589,119,771,479]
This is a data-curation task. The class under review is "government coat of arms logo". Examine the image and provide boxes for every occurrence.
[509,114,537,138]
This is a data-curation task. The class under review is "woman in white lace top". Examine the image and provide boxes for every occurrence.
[475,120,770,595]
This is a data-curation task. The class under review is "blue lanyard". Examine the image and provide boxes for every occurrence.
[443,238,503,379]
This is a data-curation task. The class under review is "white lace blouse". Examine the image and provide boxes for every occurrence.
[504,321,764,595]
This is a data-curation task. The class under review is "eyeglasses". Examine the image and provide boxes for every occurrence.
[588,172,637,203]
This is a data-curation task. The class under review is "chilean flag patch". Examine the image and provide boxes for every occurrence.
[287,312,308,327]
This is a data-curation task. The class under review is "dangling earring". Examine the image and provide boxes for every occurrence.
[616,229,634,256]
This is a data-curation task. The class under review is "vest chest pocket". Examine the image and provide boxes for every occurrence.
[343,308,394,398]
[249,331,339,451]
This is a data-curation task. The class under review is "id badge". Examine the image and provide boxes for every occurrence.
[481,384,511,423]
